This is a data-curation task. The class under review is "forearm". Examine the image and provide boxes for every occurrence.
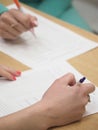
[0,73,94,130]
[0,101,50,130]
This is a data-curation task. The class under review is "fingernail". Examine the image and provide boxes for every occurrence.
[16,71,21,76]
[12,76,16,80]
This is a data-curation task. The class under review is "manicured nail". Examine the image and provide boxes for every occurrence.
[12,76,16,80]
[16,71,21,76]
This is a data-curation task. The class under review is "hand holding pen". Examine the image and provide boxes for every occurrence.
[0,1,38,40]
[13,0,38,37]
[42,73,95,125]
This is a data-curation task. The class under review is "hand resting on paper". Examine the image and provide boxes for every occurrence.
[0,9,38,40]
[0,64,21,80]
[0,73,95,130]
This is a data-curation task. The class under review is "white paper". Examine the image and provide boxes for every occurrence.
[0,97,22,117]
[0,61,98,117]
[0,4,97,68]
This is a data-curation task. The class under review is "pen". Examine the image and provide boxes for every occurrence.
[79,77,90,102]
[13,0,37,37]
[79,77,86,83]
[13,0,21,10]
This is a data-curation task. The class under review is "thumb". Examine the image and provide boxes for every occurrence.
[80,83,95,95]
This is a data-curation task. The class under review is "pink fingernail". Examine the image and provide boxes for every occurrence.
[16,71,21,76]
[13,76,16,80]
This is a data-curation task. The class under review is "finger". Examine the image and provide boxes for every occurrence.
[0,68,16,81]
[0,20,20,38]
[59,73,76,86]
[0,65,21,77]
[1,11,27,33]
[0,29,16,40]
[9,9,31,29]
[80,83,95,95]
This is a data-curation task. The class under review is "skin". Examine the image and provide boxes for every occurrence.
[0,64,21,80]
[0,9,38,40]
[0,69,95,130]
[0,6,95,130]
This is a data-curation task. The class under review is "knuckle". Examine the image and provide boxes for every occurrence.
[55,78,62,84]
[67,72,74,79]
[54,78,62,84]
[24,16,29,24]
[0,12,9,21]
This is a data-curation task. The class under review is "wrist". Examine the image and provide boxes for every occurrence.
[28,101,51,130]
[36,100,58,129]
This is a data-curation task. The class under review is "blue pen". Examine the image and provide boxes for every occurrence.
[79,77,86,83]
[79,77,90,102]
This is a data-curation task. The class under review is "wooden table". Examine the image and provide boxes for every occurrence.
[0,1,98,130]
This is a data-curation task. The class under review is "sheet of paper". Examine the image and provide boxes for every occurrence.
[0,4,97,68]
[0,61,98,117]
[0,97,22,117]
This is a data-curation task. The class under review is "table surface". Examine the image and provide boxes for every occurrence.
[0,1,98,130]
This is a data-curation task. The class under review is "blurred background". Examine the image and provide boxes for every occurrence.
[20,0,98,34]
[0,0,98,34]
[73,0,98,34]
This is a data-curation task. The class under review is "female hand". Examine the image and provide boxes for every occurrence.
[40,73,95,128]
[0,9,38,40]
[0,64,21,80]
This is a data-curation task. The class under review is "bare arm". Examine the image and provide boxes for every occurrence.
[0,73,95,130]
